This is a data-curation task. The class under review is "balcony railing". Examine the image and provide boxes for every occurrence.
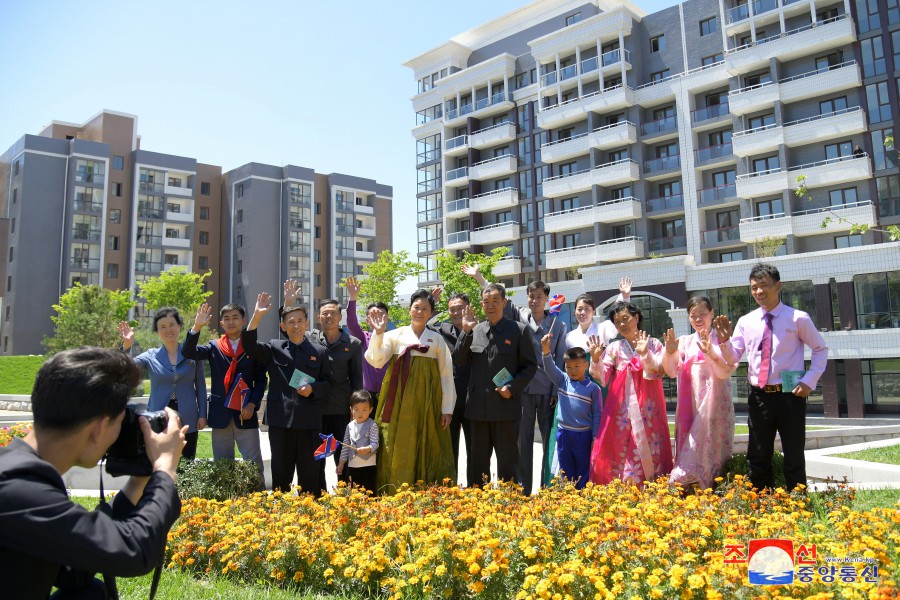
[138,206,164,219]
[72,229,102,242]
[692,102,729,123]
[336,224,354,235]
[139,181,164,193]
[75,171,104,184]
[782,106,862,129]
[646,194,684,212]
[446,166,469,181]
[447,230,470,245]
[644,155,681,173]
[726,15,849,55]
[445,198,470,213]
[698,183,738,204]
[792,199,873,217]
[581,56,599,74]
[445,135,468,150]
[695,143,733,162]
[136,234,162,246]
[288,242,311,253]
[602,48,630,66]
[446,92,509,120]
[472,221,519,233]
[641,116,677,136]
[560,64,577,81]
[786,153,868,174]
[701,226,741,244]
[472,121,515,135]
[417,207,442,222]
[648,235,687,251]
[290,219,309,229]
[135,261,163,272]
[726,0,778,23]
[69,258,100,269]
[73,200,103,213]
[336,201,354,211]
[472,154,514,167]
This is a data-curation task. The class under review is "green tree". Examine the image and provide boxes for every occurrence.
[44,283,135,353]
[752,236,785,259]
[433,247,509,319]
[344,250,423,327]
[134,267,216,348]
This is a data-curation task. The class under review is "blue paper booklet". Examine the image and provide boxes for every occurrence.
[492,367,513,388]
[781,370,805,391]
[289,369,317,388]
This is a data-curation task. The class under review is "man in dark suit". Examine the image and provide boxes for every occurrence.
[242,291,331,495]
[0,347,185,599]
[183,302,268,489]
[454,283,537,486]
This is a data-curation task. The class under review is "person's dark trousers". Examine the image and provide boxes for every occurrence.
[469,419,519,487]
[747,386,808,491]
[517,392,554,495]
[269,426,323,495]
[449,406,472,468]
[345,465,377,493]
[182,431,198,461]
[50,578,107,599]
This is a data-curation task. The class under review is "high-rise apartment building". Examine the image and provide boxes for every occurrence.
[406,0,899,416]
[0,110,392,353]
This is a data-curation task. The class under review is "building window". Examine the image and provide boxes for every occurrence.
[650,69,670,82]
[108,235,119,250]
[199,231,209,245]
[106,263,119,278]
[866,82,892,124]
[752,155,780,173]
[12,189,17,204]
[756,197,784,217]
[201,182,211,196]
[829,188,858,206]
[314,226,321,239]
[819,96,848,114]
[315,274,321,287]
[8,247,13,262]
[835,234,863,249]
[112,155,124,170]
[13,160,19,176]
[7,276,11,292]
[825,141,853,160]
[236,183,244,198]
[861,359,900,404]
[702,53,723,66]
[109,209,121,224]
[236,286,242,300]
[198,256,209,269]
[719,250,743,262]
[236,235,243,247]
[700,16,718,36]
[650,35,665,52]
[314,249,321,262]
[855,0,880,32]
[112,182,122,197]
[237,209,243,223]
[10,218,14,234]
[861,37,886,77]
[877,175,900,216]
[747,113,775,130]
[565,11,582,25]
[872,128,896,170]
[854,271,900,328]
[5,306,9,322]
[200,207,209,220]
[315,202,321,215]
[237,260,242,274]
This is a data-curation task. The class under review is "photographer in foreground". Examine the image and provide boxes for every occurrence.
[0,347,187,599]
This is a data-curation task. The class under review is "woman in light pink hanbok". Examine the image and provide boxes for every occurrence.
[586,302,673,487]
[662,296,735,490]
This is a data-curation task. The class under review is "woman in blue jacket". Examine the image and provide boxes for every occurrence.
[119,307,207,459]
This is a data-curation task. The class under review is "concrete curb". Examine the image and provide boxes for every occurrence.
[806,437,900,483]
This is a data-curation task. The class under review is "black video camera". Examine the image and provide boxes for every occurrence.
[104,403,168,477]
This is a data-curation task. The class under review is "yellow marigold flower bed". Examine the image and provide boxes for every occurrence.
[167,477,898,599]
[0,422,32,447]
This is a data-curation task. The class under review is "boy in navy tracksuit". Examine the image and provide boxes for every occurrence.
[183,302,268,488]
[540,333,602,489]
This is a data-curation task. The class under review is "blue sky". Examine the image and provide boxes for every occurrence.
[0,0,677,293]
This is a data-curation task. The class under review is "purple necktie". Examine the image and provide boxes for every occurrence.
[758,312,773,387]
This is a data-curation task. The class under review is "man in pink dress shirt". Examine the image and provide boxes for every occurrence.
[713,263,828,491]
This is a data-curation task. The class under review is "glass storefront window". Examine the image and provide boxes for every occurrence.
[854,271,900,328]
[862,359,900,405]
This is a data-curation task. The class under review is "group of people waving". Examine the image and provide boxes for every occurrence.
[119,261,828,495]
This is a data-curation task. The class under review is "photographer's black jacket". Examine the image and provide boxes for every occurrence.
[0,439,181,599]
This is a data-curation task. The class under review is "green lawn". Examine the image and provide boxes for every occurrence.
[834,443,900,466]
[0,355,45,394]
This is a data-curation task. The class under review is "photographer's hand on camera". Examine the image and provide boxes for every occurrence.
[143,407,188,483]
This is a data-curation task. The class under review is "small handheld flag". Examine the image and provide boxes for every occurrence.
[225,374,249,411]
[314,433,338,460]
[548,294,566,316]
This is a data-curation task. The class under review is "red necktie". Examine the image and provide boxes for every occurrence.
[758,312,773,387]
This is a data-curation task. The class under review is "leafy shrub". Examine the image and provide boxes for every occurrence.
[176,459,261,501]
[721,452,785,488]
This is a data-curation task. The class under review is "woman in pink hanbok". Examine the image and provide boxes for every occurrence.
[586,302,673,487]
[662,296,736,490]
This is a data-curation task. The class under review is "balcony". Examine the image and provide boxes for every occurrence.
[138,206,164,219]
[545,205,595,233]
[469,155,517,181]
[595,196,643,223]
[69,257,100,270]
[75,170,104,185]
[163,262,192,272]
[470,122,516,149]
[445,134,468,157]
[542,159,640,198]
[739,213,793,242]
[541,132,591,164]
[73,200,103,213]
[470,188,519,213]
[166,209,193,223]
[164,183,193,197]
[700,225,742,247]
[493,255,522,277]
[694,143,734,165]
[162,236,191,249]
[735,167,790,198]
[780,61,861,105]
[698,183,739,207]
[139,181,164,194]
[545,199,644,232]
[788,154,871,189]
[782,107,867,148]
[545,243,599,269]
[445,92,514,126]
[792,200,877,237]
[728,81,779,116]
[640,116,677,140]
[470,221,520,245]
[546,236,644,268]
[335,223,354,235]
[445,230,470,249]
[445,166,469,187]
[645,194,684,214]
[135,261,163,273]
[135,234,162,246]
[732,123,782,156]
[724,15,856,74]
[72,229,102,243]
[354,250,375,260]
[643,155,681,178]
[541,121,637,164]
[725,0,779,25]
[354,202,375,215]
[356,227,376,237]
[691,102,730,125]
[537,85,635,129]
[445,198,470,218]
[648,235,687,253]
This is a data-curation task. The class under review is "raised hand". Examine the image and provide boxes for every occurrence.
[540,333,552,355]
[586,334,605,362]
[460,304,477,333]
[430,286,443,305]
[460,263,480,277]
[370,311,388,335]
[634,330,650,356]
[255,292,273,316]
[712,315,733,344]
[664,328,678,354]
[619,276,633,298]
[193,302,213,330]
[118,321,135,350]
[345,276,360,302]
[283,279,301,307]
[697,328,712,355]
